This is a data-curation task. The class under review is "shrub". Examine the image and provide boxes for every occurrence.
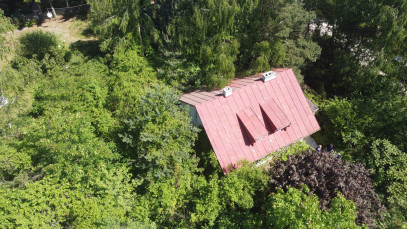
[265,186,361,228]
[0,9,16,59]
[367,139,407,227]
[18,30,64,60]
[269,150,384,227]
[23,19,36,28]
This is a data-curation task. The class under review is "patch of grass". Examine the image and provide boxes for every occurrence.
[71,19,94,39]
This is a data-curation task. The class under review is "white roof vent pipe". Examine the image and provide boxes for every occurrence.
[222,86,233,97]
[261,71,277,82]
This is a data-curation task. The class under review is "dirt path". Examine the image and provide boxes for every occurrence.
[1,16,94,68]
[19,16,94,44]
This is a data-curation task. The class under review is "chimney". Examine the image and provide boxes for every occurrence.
[261,71,276,82]
[223,86,232,97]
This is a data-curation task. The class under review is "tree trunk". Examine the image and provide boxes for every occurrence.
[48,0,57,18]
[66,0,69,7]
[138,23,142,43]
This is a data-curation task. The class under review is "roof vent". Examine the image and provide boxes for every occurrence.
[222,86,232,97]
[261,71,276,82]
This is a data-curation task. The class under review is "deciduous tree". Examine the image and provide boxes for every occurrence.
[367,139,407,228]
[0,9,15,59]
[265,186,361,228]
[270,150,384,227]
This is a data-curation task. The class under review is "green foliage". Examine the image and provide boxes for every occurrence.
[367,139,407,228]
[18,30,67,61]
[220,161,269,209]
[275,140,311,161]
[119,84,199,179]
[88,0,322,89]
[23,19,37,27]
[20,112,117,176]
[170,0,240,88]
[0,143,31,181]
[89,0,160,53]
[0,47,140,228]
[213,163,269,228]
[316,72,407,157]
[4,0,407,226]
[0,9,16,59]
[272,1,321,83]
[269,40,286,67]
[168,0,321,88]
[194,130,223,178]
[251,41,272,73]
[316,97,361,149]
[156,46,202,90]
[301,1,407,226]
[270,151,384,227]
[235,0,320,80]
[265,186,362,228]
[0,177,72,228]
[304,0,407,60]
[0,62,39,134]
[200,39,240,88]
[31,58,115,137]
[0,173,137,228]
[107,45,157,119]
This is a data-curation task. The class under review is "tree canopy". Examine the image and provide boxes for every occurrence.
[0,9,15,59]
[270,150,384,227]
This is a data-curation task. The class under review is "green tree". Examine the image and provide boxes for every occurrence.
[0,143,31,182]
[315,71,407,156]
[367,139,407,228]
[307,0,407,57]
[170,0,320,88]
[107,44,157,119]
[235,0,320,82]
[0,172,137,228]
[170,0,240,88]
[0,9,15,59]
[265,186,362,228]
[303,0,407,94]
[214,162,269,228]
[119,84,199,179]
[89,0,160,53]
[30,57,115,138]
[270,150,384,227]
[18,30,66,60]
[156,44,202,90]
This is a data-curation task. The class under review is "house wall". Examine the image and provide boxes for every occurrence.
[180,102,202,127]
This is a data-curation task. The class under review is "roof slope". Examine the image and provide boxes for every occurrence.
[180,68,320,173]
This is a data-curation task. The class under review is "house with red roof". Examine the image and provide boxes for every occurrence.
[180,68,320,173]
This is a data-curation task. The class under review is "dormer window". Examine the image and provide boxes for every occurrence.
[237,107,268,144]
[260,99,291,132]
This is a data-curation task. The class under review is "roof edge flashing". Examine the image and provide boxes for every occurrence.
[261,71,277,82]
[275,123,291,131]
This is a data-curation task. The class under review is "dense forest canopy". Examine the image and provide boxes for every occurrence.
[0,0,407,227]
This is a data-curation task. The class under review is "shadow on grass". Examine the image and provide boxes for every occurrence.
[70,40,102,58]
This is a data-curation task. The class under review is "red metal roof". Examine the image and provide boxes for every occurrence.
[237,107,269,143]
[260,98,291,131]
[180,68,320,173]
